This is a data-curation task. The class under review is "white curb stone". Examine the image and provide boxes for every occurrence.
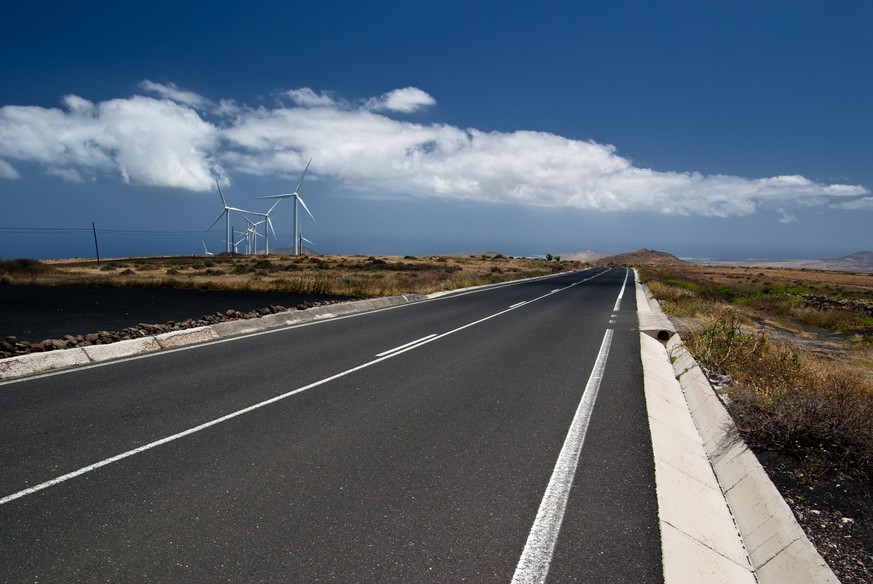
[0,348,91,379]
[82,337,162,362]
[155,326,219,348]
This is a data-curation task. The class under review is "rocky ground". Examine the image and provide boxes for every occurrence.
[755,451,872,583]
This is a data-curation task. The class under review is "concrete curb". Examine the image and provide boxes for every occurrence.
[0,294,429,381]
[0,347,92,380]
[635,271,838,583]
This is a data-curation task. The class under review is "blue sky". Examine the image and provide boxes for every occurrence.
[1,0,871,260]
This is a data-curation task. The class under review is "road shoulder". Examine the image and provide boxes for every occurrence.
[636,271,838,583]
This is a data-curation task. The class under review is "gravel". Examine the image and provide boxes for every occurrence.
[756,450,872,584]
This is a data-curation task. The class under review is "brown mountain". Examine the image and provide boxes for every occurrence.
[822,251,873,271]
[595,249,686,267]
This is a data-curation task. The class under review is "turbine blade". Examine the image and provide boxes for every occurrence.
[267,217,277,238]
[293,158,312,195]
[207,210,225,231]
[216,179,228,208]
[267,200,282,214]
[258,193,292,200]
[297,196,317,224]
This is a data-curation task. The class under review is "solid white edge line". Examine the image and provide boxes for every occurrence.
[509,301,527,309]
[511,328,615,584]
[375,334,438,357]
[612,268,630,312]
[1,269,615,506]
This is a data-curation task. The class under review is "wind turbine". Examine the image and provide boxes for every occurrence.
[202,241,214,256]
[243,216,266,255]
[259,159,316,255]
[207,179,255,254]
[245,199,281,255]
[237,221,252,255]
[297,224,315,255]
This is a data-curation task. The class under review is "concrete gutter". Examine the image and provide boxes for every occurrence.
[0,294,428,381]
[636,270,839,583]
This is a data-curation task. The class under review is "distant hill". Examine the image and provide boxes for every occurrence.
[595,249,685,267]
[700,251,873,273]
[822,251,873,271]
[558,250,610,262]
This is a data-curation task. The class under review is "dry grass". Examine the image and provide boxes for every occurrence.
[640,264,873,479]
[0,254,587,298]
[685,311,873,479]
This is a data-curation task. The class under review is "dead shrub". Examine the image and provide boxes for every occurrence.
[726,353,873,480]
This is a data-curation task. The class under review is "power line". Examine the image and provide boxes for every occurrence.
[0,226,220,237]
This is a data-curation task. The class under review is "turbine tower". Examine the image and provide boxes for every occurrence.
[259,159,316,255]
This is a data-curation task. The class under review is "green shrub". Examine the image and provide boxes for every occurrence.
[684,311,764,376]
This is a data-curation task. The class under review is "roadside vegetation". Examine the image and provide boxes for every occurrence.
[639,265,873,480]
[0,253,584,298]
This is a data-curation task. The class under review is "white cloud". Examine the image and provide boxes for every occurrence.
[0,93,220,190]
[0,159,19,179]
[284,88,339,108]
[140,80,210,109]
[834,196,873,210]
[777,209,798,223]
[0,82,869,216]
[366,87,437,113]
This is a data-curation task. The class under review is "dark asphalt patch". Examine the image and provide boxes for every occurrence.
[0,285,351,343]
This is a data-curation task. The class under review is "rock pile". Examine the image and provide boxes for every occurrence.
[0,300,342,359]
[801,294,873,317]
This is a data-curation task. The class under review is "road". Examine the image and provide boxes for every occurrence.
[0,268,662,582]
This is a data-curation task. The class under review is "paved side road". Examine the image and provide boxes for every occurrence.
[0,284,350,342]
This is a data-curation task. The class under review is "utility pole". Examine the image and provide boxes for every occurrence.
[92,222,101,266]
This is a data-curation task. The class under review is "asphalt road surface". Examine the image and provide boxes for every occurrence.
[0,268,662,582]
